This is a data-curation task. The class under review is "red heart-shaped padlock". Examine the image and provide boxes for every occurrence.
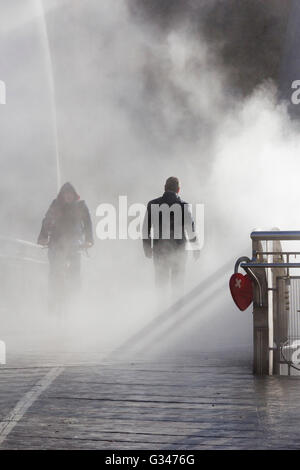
[229,273,253,311]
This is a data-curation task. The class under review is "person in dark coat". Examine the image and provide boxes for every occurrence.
[38,182,93,313]
[143,176,199,304]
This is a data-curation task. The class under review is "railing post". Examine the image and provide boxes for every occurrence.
[252,237,269,375]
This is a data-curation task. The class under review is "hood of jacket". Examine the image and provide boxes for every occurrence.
[57,182,80,204]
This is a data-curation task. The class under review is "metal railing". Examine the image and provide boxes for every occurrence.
[235,231,300,375]
[0,236,47,328]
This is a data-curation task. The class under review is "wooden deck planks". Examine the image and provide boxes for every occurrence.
[0,352,300,449]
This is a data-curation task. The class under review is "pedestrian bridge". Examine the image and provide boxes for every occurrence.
[1,234,300,449]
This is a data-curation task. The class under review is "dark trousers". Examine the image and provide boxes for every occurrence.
[153,241,187,305]
[48,245,81,314]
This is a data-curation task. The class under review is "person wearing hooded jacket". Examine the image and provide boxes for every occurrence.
[38,182,93,313]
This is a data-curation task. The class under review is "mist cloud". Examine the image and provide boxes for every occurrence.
[1,0,299,357]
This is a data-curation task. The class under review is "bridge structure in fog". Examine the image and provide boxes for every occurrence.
[1,235,300,449]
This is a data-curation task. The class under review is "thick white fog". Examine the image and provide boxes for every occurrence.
[0,0,299,361]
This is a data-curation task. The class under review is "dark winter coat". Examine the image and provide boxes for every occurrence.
[142,191,197,257]
[38,183,93,248]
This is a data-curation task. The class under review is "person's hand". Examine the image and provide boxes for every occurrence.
[38,238,48,246]
[144,249,153,259]
[193,250,200,261]
[85,241,93,249]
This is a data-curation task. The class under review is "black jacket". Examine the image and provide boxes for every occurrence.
[142,191,197,256]
[38,183,93,248]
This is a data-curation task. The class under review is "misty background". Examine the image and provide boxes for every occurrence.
[0,0,299,361]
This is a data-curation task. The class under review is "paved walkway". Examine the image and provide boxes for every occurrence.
[0,350,299,449]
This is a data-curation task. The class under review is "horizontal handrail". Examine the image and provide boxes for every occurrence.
[0,236,39,248]
[256,252,300,256]
[251,231,300,241]
[241,262,300,269]
[0,254,46,264]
